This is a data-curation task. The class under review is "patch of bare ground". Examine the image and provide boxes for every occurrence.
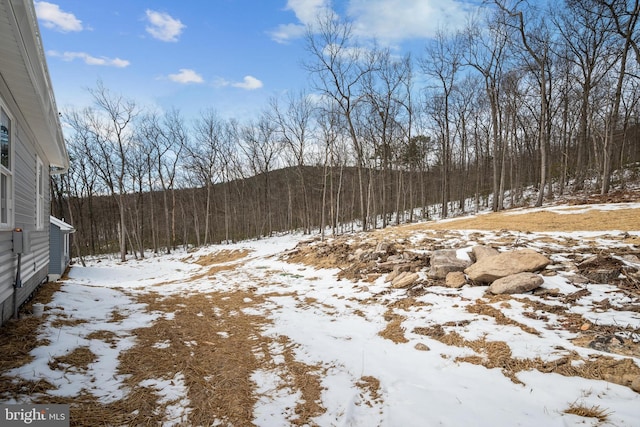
[0,282,62,400]
[189,248,252,266]
[356,376,383,408]
[412,324,640,390]
[284,240,363,271]
[379,309,409,344]
[181,249,252,282]
[48,346,96,372]
[274,335,326,425]
[115,290,268,425]
[117,288,326,426]
[86,330,119,347]
[416,208,639,232]
[466,299,541,336]
[1,274,327,425]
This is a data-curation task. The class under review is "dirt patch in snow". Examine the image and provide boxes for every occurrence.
[48,346,96,372]
[403,205,640,233]
[189,248,252,266]
[378,309,409,343]
[414,324,640,388]
[356,376,383,408]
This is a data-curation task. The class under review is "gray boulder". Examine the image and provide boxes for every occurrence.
[428,249,472,279]
[488,272,544,294]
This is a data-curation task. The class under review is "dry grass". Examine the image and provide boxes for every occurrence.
[564,402,611,422]
[378,309,409,344]
[412,324,640,388]
[86,330,119,347]
[402,205,640,233]
[466,300,541,336]
[191,248,252,266]
[49,347,96,372]
[356,376,383,407]
[275,335,326,425]
[119,290,271,426]
[0,283,62,401]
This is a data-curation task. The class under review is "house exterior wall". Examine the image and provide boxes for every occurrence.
[0,88,51,323]
[0,0,68,324]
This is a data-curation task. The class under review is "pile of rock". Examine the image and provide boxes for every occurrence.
[428,246,551,294]
[296,237,552,295]
[380,245,551,294]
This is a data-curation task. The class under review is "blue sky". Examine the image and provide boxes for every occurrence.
[35,0,480,123]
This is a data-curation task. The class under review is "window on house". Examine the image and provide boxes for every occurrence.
[0,106,12,228]
[36,156,44,229]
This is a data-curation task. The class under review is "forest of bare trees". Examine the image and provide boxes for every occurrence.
[50,0,640,260]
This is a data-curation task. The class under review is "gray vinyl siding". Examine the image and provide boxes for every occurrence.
[0,231,13,317]
[49,225,62,275]
[0,95,51,323]
[14,129,37,228]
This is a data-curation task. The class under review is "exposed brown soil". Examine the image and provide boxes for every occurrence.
[403,205,640,233]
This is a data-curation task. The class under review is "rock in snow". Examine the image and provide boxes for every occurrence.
[445,271,467,288]
[428,249,471,279]
[464,249,550,283]
[392,272,420,288]
[488,272,544,294]
[469,245,499,263]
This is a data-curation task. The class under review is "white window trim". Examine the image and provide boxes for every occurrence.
[36,156,44,230]
[0,101,13,230]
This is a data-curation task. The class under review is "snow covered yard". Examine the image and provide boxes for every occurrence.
[1,202,640,426]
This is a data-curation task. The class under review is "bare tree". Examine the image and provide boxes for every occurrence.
[421,29,463,218]
[464,9,512,211]
[138,108,186,253]
[304,12,377,230]
[269,91,315,233]
[496,0,554,207]
[186,109,226,244]
[239,114,282,237]
[599,0,640,193]
[554,0,617,190]
[363,49,412,227]
[65,82,138,261]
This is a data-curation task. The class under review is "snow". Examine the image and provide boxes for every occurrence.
[4,204,640,426]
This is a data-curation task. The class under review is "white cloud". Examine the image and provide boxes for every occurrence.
[286,0,331,25]
[271,0,477,44]
[47,50,130,68]
[269,23,307,44]
[35,1,83,32]
[168,69,204,84]
[215,76,264,90]
[348,0,477,41]
[232,76,263,90]
[145,10,185,42]
[269,0,331,43]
